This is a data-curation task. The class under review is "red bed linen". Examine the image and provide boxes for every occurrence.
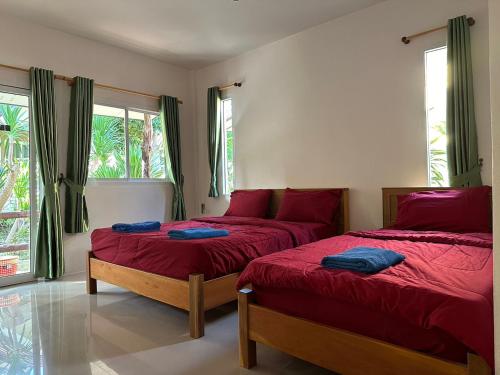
[91,216,334,281]
[238,229,493,367]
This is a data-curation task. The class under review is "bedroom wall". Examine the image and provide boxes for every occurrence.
[0,14,195,274]
[489,0,500,370]
[192,0,491,230]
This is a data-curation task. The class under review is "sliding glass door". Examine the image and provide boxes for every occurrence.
[0,86,37,287]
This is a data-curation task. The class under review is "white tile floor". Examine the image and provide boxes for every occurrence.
[0,273,333,375]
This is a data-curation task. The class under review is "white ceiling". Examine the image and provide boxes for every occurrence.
[0,0,385,69]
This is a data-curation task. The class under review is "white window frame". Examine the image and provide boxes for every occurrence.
[0,84,37,287]
[88,104,169,183]
[220,98,234,195]
[424,46,449,187]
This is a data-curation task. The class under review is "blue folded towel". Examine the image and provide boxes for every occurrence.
[321,247,405,274]
[112,221,161,233]
[168,227,229,240]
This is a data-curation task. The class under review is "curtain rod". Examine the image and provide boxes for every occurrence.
[401,16,475,44]
[0,62,183,104]
[219,82,242,91]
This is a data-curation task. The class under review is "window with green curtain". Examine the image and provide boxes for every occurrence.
[88,105,168,180]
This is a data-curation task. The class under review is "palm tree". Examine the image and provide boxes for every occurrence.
[7,164,30,244]
[89,112,167,179]
[0,105,29,163]
[429,121,448,186]
[0,105,29,211]
[0,104,30,247]
[129,144,143,178]
[90,115,124,163]
[0,306,35,374]
[89,115,125,178]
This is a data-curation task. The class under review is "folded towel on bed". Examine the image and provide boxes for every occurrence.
[321,247,405,274]
[112,221,161,233]
[168,227,229,240]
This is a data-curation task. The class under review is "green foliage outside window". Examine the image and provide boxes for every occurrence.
[225,129,234,192]
[88,107,167,179]
[89,114,126,178]
[429,121,449,187]
[0,102,32,273]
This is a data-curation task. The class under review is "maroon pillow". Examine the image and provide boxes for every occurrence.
[224,189,272,218]
[275,189,342,224]
[393,186,492,233]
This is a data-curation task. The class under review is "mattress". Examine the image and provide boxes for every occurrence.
[238,229,493,367]
[91,216,335,281]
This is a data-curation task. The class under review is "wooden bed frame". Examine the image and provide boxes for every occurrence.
[239,187,491,375]
[87,188,350,339]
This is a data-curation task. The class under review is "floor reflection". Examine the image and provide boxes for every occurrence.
[0,274,332,375]
[0,291,42,375]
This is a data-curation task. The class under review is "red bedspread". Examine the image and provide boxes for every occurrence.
[91,216,333,281]
[238,229,493,367]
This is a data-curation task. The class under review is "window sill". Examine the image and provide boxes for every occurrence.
[87,178,172,186]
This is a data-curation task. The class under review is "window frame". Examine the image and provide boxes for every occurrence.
[88,103,169,183]
[220,97,234,195]
[0,84,37,287]
[424,45,449,187]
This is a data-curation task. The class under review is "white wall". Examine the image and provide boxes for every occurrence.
[192,0,491,230]
[0,14,195,274]
[489,0,500,371]
[0,1,492,277]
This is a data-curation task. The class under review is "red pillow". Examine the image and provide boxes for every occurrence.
[224,189,272,218]
[275,189,342,224]
[393,186,491,233]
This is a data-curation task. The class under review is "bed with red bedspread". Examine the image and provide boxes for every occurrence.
[237,229,493,367]
[91,216,335,281]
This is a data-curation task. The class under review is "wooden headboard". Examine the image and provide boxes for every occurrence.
[382,187,466,228]
[258,188,350,234]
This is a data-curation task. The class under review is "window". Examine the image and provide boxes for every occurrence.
[221,98,234,194]
[89,105,126,179]
[0,87,39,286]
[89,105,167,180]
[128,110,166,179]
[425,47,449,187]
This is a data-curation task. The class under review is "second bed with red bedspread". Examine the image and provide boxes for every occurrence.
[237,229,493,368]
[91,216,335,281]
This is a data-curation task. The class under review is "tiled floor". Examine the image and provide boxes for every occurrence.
[0,273,332,375]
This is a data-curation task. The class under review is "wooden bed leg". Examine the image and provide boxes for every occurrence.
[189,273,204,338]
[467,353,491,375]
[86,251,97,294]
[238,288,256,369]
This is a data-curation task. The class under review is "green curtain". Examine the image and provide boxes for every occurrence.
[30,67,64,279]
[63,77,94,233]
[207,87,221,197]
[160,95,186,221]
[446,15,482,187]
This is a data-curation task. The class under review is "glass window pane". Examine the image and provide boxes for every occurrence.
[89,105,126,179]
[221,99,234,194]
[151,114,167,179]
[0,91,32,277]
[425,47,449,187]
[128,110,166,179]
